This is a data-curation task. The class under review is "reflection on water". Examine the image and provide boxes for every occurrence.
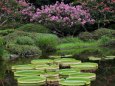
[0,47,115,86]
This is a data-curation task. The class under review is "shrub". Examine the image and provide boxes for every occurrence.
[93,28,115,38]
[98,36,111,45]
[0,37,4,60]
[16,36,35,45]
[3,31,30,43]
[17,23,50,33]
[21,2,94,35]
[0,29,15,36]
[32,33,59,51]
[61,37,83,43]
[7,44,42,57]
[104,39,115,48]
[78,32,98,40]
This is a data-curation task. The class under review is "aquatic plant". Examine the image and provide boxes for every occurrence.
[11,58,98,86]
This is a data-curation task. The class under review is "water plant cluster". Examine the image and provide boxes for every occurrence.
[12,57,98,86]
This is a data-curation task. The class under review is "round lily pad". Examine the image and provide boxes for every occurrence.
[88,56,101,61]
[40,72,59,77]
[71,62,98,70]
[31,59,53,65]
[59,79,85,86]
[66,77,91,85]
[69,73,96,81]
[59,69,80,76]
[14,70,44,77]
[54,58,76,64]
[17,76,46,85]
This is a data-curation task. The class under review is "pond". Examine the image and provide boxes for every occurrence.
[0,47,115,86]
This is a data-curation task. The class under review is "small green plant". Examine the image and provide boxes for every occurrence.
[17,23,50,33]
[33,33,59,51]
[0,29,15,36]
[0,37,4,60]
[16,36,35,45]
[7,44,42,57]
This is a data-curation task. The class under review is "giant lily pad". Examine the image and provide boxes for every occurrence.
[66,77,91,85]
[14,70,44,77]
[59,79,85,86]
[54,58,76,64]
[12,64,35,70]
[59,69,80,76]
[69,73,96,81]
[17,76,46,85]
[31,59,53,65]
[71,62,98,70]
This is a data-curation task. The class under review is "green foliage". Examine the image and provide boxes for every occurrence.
[0,29,15,36]
[78,32,98,40]
[7,44,42,57]
[0,37,4,60]
[17,23,50,33]
[61,37,83,43]
[16,36,35,45]
[3,31,30,42]
[93,28,115,37]
[97,36,111,45]
[32,33,59,51]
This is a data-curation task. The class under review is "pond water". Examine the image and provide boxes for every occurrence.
[0,47,115,86]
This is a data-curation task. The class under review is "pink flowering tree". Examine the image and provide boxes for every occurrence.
[21,2,94,35]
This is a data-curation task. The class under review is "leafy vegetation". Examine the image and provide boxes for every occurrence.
[17,23,50,33]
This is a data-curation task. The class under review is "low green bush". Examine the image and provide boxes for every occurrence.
[17,23,50,33]
[61,37,83,43]
[78,32,98,40]
[7,44,42,57]
[3,31,30,43]
[93,28,115,38]
[0,29,15,36]
[16,36,35,45]
[0,37,4,60]
[32,33,59,51]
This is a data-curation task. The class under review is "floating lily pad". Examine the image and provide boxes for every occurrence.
[61,60,81,66]
[40,72,59,79]
[71,62,98,70]
[66,77,91,85]
[88,56,101,61]
[59,79,85,86]
[105,56,115,60]
[14,70,44,77]
[12,64,35,70]
[69,73,96,81]
[31,59,53,65]
[59,69,80,76]
[17,76,46,85]
[54,58,76,64]
[61,55,73,58]
[49,55,61,59]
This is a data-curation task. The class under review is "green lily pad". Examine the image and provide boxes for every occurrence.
[59,79,85,86]
[61,55,73,58]
[12,64,35,70]
[40,72,59,77]
[88,56,101,61]
[17,76,46,85]
[69,73,96,81]
[14,70,44,77]
[66,77,91,85]
[105,56,115,60]
[61,60,81,65]
[59,69,80,76]
[71,62,98,70]
[46,76,59,82]
[54,58,76,64]
[31,59,53,65]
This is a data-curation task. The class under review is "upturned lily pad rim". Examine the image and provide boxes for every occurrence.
[31,59,53,64]
[14,70,44,77]
[17,76,46,84]
[66,77,91,85]
[59,79,85,86]
[69,73,96,80]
